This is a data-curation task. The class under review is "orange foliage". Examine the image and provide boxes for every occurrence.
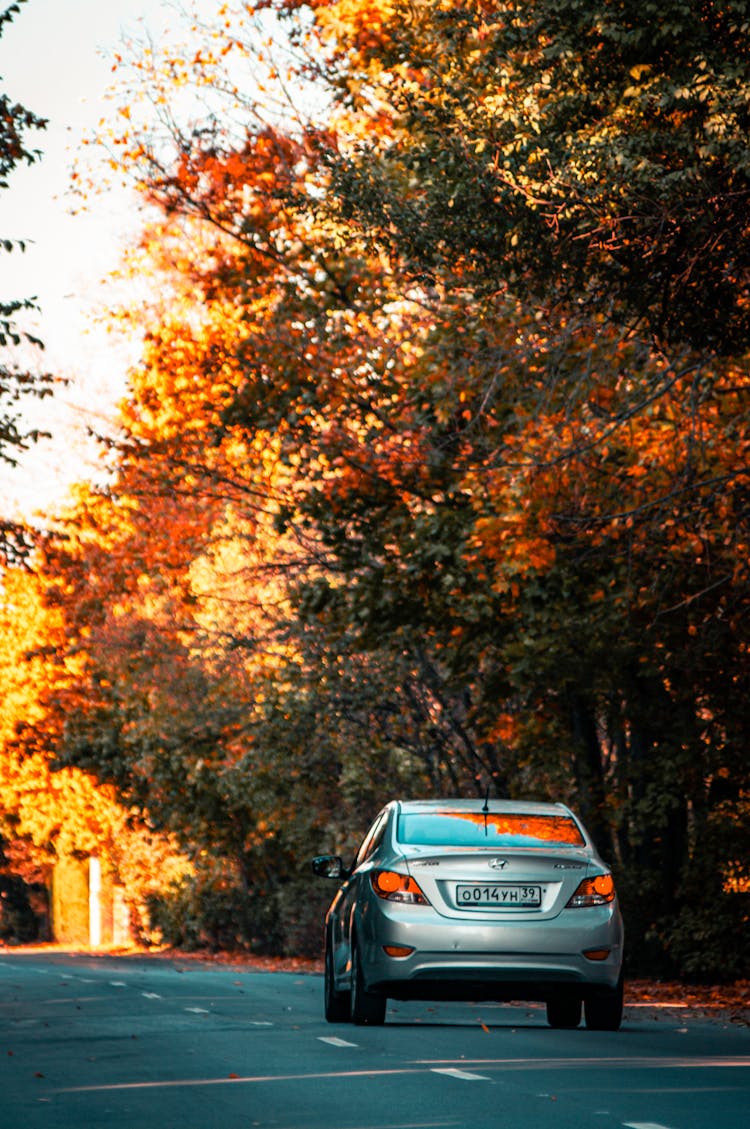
[0,565,190,915]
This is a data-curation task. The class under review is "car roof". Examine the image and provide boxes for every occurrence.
[393,798,576,817]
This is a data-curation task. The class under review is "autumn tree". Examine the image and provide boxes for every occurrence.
[263,0,750,972]
[33,183,446,948]
[29,0,748,972]
[0,559,192,943]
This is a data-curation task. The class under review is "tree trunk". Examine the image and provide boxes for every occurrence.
[568,693,614,860]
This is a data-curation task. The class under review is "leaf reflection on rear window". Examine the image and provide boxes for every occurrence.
[397,811,585,848]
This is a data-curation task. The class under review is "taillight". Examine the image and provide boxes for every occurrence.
[383,945,415,958]
[566,873,615,908]
[371,870,429,905]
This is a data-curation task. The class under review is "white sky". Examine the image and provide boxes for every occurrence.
[0,0,188,518]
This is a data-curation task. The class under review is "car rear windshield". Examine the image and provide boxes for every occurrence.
[397,810,586,848]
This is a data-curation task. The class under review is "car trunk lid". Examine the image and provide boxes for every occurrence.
[401,845,591,920]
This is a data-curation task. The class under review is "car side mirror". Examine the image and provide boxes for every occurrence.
[311,855,349,880]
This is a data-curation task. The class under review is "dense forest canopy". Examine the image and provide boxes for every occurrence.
[1,0,748,975]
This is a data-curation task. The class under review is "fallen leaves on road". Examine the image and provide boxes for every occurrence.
[626,978,750,1024]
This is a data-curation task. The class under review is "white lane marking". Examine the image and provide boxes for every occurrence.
[249,1021,273,1027]
[185,1007,210,1014]
[142,992,162,1000]
[624,1123,675,1129]
[109,981,127,988]
[45,997,107,1005]
[431,1067,490,1082]
[318,1036,358,1048]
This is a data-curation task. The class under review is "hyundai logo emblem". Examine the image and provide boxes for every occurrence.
[488,858,509,870]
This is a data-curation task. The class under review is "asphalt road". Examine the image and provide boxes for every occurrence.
[0,951,748,1129]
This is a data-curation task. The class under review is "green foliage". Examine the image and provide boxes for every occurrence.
[144,855,332,958]
[145,858,281,954]
[659,896,750,982]
[324,0,750,351]
[656,797,750,980]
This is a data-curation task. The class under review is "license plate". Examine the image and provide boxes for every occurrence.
[456,884,542,907]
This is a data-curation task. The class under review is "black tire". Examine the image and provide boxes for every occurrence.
[546,993,582,1029]
[350,941,386,1026]
[584,975,624,1031]
[324,936,350,1023]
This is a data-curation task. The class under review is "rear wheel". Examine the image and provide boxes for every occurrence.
[584,975,624,1031]
[350,941,386,1026]
[324,936,350,1023]
[546,993,582,1029]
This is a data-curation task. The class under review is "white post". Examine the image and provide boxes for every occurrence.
[89,857,102,948]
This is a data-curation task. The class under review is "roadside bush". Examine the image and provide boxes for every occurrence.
[273,875,331,959]
[659,895,750,982]
[144,861,332,958]
[0,874,40,943]
[145,860,283,954]
[612,864,675,979]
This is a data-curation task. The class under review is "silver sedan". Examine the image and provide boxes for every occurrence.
[312,798,624,1029]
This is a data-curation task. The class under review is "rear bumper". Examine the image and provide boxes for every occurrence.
[356,899,624,999]
[369,955,622,1001]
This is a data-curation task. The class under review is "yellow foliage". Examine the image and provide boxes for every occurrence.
[0,566,191,908]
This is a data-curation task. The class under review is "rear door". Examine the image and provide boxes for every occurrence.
[330,807,391,982]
